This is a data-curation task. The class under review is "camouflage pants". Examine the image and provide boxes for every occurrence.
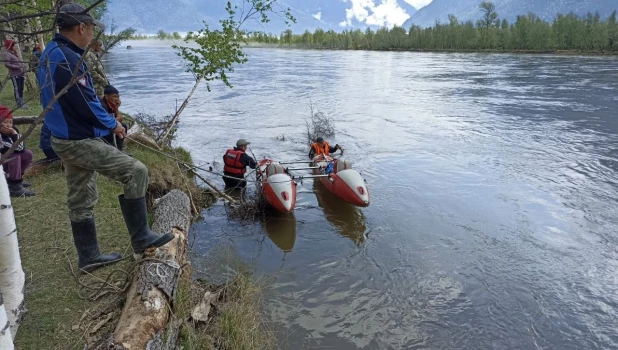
[51,137,148,222]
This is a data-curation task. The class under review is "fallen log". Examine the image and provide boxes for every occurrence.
[111,189,191,349]
[12,116,37,125]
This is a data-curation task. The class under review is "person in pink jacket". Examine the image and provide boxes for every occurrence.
[3,40,27,107]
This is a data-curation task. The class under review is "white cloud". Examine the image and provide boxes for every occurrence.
[341,0,415,28]
[403,0,434,10]
[313,11,322,21]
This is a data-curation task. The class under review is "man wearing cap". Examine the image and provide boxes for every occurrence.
[308,137,342,159]
[36,3,174,274]
[84,38,107,98]
[223,139,257,188]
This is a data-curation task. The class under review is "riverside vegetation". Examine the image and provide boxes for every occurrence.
[130,2,618,55]
[249,2,618,54]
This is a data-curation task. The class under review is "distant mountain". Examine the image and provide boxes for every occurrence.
[103,0,417,34]
[403,0,618,28]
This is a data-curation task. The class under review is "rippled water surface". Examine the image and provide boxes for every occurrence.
[107,41,618,349]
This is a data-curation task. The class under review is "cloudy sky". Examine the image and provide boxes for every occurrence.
[340,0,434,28]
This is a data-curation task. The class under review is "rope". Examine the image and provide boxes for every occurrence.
[125,135,326,185]
[72,254,185,302]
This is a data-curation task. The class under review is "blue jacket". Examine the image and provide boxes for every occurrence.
[39,122,53,152]
[37,34,117,140]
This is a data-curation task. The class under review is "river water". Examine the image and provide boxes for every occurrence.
[106,40,618,349]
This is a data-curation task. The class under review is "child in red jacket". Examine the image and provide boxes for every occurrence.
[1,105,35,197]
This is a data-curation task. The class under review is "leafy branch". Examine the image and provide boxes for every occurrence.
[159,0,295,144]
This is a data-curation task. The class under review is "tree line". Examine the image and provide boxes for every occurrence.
[250,2,618,53]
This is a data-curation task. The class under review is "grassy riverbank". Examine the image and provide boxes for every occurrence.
[2,68,272,349]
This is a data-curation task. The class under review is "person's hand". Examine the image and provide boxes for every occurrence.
[113,122,126,139]
[0,126,17,135]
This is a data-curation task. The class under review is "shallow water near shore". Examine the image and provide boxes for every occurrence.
[108,40,618,349]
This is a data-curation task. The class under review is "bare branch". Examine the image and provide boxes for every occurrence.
[0,71,87,164]
[0,31,101,164]
[0,27,54,35]
[0,10,55,23]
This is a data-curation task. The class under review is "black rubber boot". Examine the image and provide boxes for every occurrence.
[7,181,35,198]
[22,181,32,188]
[118,195,174,254]
[71,219,122,274]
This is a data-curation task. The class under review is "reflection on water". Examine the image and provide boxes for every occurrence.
[313,179,366,245]
[262,213,296,252]
[109,42,618,350]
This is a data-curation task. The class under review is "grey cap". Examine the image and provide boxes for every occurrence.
[316,137,324,142]
[236,139,250,147]
[57,3,105,30]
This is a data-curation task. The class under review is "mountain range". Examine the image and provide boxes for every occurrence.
[403,0,618,28]
[102,0,417,34]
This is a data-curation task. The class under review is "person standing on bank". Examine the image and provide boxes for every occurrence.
[84,38,107,98]
[223,139,257,189]
[37,3,174,274]
[2,40,27,107]
[101,85,129,153]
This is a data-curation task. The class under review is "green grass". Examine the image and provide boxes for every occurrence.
[0,66,40,117]
[2,65,272,350]
[9,123,203,349]
[174,272,274,350]
[4,112,202,349]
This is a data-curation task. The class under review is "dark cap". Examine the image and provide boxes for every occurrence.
[57,3,105,30]
[104,85,119,95]
[236,139,250,147]
[316,137,324,142]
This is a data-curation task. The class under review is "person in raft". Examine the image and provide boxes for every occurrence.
[101,85,129,153]
[222,139,257,189]
[308,136,343,159]
[0,105,35,197]
[36,3,174,274]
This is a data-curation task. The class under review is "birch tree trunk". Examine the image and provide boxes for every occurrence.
[0,291,15,350]
[0,175,26,338]
[30,0,46,50]
[21,15,36,92]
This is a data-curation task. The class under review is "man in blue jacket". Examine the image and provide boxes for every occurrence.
[37,3,174,274]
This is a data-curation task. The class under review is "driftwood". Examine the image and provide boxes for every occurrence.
[111,190,191,349]
[126,123,162,151]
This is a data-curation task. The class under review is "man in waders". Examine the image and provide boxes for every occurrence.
[37,3,174,274]
[222,139,257,189]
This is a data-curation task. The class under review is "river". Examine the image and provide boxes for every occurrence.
[106,40,618,349]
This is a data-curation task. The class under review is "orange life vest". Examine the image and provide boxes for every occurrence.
[311,141,330,156]
[223,149,246,176]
